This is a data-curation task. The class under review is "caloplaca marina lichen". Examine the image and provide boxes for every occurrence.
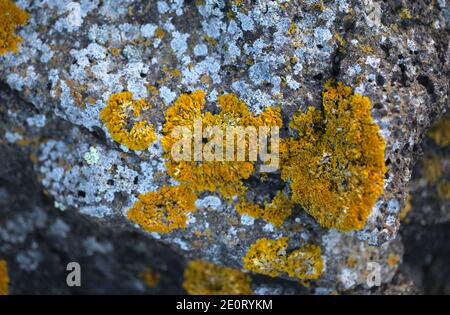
[0,260,9,295]
[0,0,29,56]
[243,237,323,280]
[100,91,157,151]
[281,81,386,231]
[161,90,282,199]
[127,185,197,233]
[140,266,161,289]
[235,191,293,227]
[183,259,252,295]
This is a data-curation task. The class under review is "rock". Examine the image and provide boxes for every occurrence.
[1,0,449,293]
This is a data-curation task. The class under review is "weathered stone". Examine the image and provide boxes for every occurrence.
[1,0,449,293]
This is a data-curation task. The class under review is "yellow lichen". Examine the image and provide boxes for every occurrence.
[183,260,252,295]
[231,0,244,7]
[437,180,450,200]
[127,185,197,233]
[280,81,386,231]
[333,31,346,47]
[236,191,293,227]
[140,267,160,289]
[311,0,325,11]
[154,27,166,39]
[387,254,401,268]
[346,256,358,268]
[0,260,9,295]
[287,23,297,35]
[359,44,374,54]
[428,115,450,147]
[203,35,217,46]
[100,91,157,151]
[399,7,412,20]
[243,237,323,280]
[0,0,29,56]
[162,90,282,199]
[422,155,442,183]
[399,194,412,221]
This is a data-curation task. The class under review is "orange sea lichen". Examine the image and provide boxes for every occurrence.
[428,114,450,147]
[242,237,323,280]
[161,90,282,199]
[437,180,450,200]
[399,194,412,221]
[183,260,252,295]
[0,260,9,295]
[236,191,293,227]
[0,0,29,56]
[280,81,386,231]
[127,185,197,233]
[422,155,442,183]
[100,91,156,151]
[140,267,160,289]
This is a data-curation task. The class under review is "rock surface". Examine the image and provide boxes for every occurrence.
[0,0,449,294]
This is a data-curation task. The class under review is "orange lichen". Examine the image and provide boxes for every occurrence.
[154,27,166,39]
[140,267,160,288]
[183,260,252,295]
[428,115,450,147]
[100,91,157,150]
[399,7,412,20]
[346,256,358,268]
[127,185,197,233]
[236,191,293,227]
[387,254,401,268]
[0,260,9,295]
[243,237,323,280]
[287,23,297,35]
[422,155,442,183]
[437,180,450,200]
[162,90,282,199]
[0,0,29,56]
[280,81,386,231]
[399,194,412,221]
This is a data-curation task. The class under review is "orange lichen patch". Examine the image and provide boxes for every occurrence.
[346,256,358,268]
[127,185,197,233]
[243,237,323,280]
[428,115,450,147]
[183,260,252,295]
[399,194,412,221]
[203,35,217,46]
[0,0,29,56]
[280,81,386,231]
[437,180,450,200]
[334,31,345,47]
[236,191,293,227]
[287,23,297,35]
[387,254,401,268]
[110,47,121,57]
[162,90,282,199]
[311,0,325,11]
[0,260,9,295]
[359,44,374,54]
[231,0,244,7]
[100,91,157,151]
[399,7,412,20]
[140,267,160,289]
[422,155,442,183]
[154,27,166,39]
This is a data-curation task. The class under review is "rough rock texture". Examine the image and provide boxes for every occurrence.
[399,112,450,294]
[0,0,449,294]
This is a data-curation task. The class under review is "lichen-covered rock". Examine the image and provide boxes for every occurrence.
[1,0,449,293]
